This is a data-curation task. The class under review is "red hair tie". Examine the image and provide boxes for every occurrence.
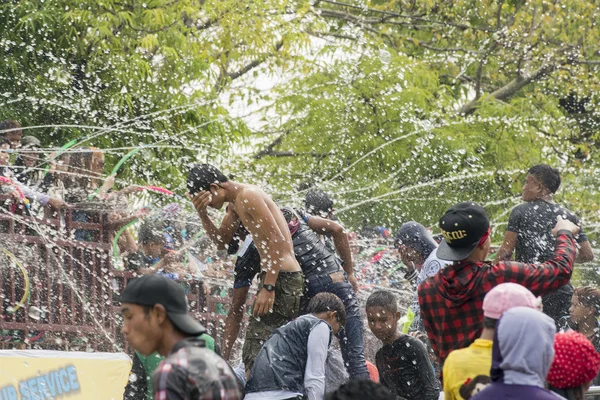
[478,227,491,246]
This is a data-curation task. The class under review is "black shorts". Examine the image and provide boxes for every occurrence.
[233,242,261,289]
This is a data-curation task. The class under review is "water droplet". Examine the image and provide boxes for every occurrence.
[28,306,45,320]
[379,49,392,64]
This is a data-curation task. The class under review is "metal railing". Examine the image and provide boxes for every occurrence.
[0,195,240,352]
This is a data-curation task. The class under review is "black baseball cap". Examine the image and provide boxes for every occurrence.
[437,202,490,261]
[120,275,205,336]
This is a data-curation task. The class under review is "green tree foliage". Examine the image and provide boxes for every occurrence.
[245,0,600,247]
[2,0,600,270]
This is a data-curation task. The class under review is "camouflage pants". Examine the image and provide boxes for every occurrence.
[242,270,304,374]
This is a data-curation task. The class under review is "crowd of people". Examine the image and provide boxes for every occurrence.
[3,121,600,400]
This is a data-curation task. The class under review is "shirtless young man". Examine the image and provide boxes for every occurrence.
[187,164,303,374]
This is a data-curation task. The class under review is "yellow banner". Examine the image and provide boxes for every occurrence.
[0,350,131,400]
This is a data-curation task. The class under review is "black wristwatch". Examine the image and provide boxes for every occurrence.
[263,284,276,292]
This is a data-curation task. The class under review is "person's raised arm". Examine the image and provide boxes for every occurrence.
[307,216,358,292]
[492,216,579,297]
[576,240,594,263]
[189,192,240,250]
[493,231,517,263]
[304,322,330,400]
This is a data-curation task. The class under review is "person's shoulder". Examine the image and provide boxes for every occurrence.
[239,185,267,200]
[151,357,191,385]
[402,334,429,351]
[554,203,580,219]
[511,201,531,211]
[423,253,448,274]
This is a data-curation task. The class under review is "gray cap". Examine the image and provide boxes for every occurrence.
[394,221,437,259]
[21,136,41,148]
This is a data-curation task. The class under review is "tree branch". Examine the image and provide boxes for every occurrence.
[254,132,288,160]
[318,0,496,32]
[226,40,284,80]
[457,62,558,115]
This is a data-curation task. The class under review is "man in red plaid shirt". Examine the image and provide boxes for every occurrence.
[418,201,579,366]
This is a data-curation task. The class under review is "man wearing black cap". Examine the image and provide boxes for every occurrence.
[418,201,580,366]
[120,275,242,400]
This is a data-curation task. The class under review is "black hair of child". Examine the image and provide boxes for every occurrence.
[528,164,561,194]
[366,290,398,314]
[305,188,333,217]
[325,380,394,400]
[306,292,347,328]
[187,163,228,196]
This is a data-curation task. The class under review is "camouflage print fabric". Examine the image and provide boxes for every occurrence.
[242,270,304,373]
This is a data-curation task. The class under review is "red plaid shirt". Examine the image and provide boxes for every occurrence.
[418,231,576,365]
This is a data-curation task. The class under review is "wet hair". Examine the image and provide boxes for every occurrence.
[528,164,561,194]
[187,163,228,195]
[305,189,333,217]
[325,380,393,400]
[483,316,498,329]
[366,290,398,314]
[0,119,22,134]
[574,286,600,316]
[459,375,491,399]
[306,292,347,328]
[138,222,165,245]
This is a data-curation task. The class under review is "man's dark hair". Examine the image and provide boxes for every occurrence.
[483,316,498,329]
[306,292,347,328]
[325,380,393,400]
[528,164,561,194]
[305,189,333,217]
[365,290,398,314]
[0,119,22,134]
[187,163,228,196]
[138,222,165,245]
[142,304,153,318]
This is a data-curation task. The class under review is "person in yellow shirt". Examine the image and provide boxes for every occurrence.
[443,283,541,400]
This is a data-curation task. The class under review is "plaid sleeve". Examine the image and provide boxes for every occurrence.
[152,362,188,400]
[418,283,440,358]
[490,231,576,297]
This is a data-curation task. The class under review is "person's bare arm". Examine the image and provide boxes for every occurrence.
[120,229,138,254]
[576,240,594,263]
[245,195,295,317]
[96,174,116,198]
[307,216,359,292]
[222,287,250,361]
[189,192,240,250]
[493,231,517,263]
